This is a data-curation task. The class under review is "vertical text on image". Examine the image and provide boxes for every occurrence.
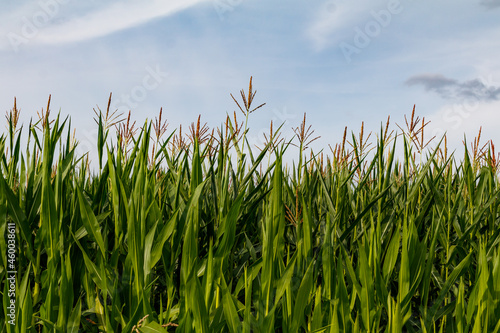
[6,222,17,325]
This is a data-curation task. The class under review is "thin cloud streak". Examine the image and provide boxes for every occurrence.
[38,0,208,44]
[406,74,500,102]
[2,0,208,49]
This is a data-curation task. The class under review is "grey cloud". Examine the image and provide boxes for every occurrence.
[480,0,500,9]
[405,74,500,102]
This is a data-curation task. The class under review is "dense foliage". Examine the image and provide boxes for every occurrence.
[1,82,500,332]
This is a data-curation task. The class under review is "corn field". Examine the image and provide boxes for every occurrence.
[1,80,500,332]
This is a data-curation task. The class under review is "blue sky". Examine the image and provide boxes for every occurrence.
[1,0,500,161]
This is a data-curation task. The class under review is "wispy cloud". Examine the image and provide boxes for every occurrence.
[307,0,372,51]
[480,0,500,9]
[425,100,500,154]
[38,0,208,44]
[405,74,500,102]
[1,0,208,50]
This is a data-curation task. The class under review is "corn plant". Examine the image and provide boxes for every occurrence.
[1,80,500,332]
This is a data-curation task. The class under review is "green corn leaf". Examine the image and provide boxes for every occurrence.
[425,252,473,330]
[290,260,314,332]
[221,274,241,333]
[75,183,106,258]
[139,321,169,333]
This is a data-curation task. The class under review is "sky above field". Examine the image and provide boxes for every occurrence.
[1,0,500,161]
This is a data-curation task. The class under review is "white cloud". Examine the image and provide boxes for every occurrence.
[307,2,367,51]
[306,0,401,51]
[1,0,209,50]
[424,100,500,156]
